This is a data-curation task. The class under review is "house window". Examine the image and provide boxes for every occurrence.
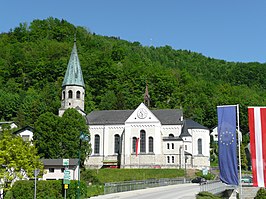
[76,91,81,99]
[198,138,202,154]
[148,137,153,153]
[94,135,100,154]
[169,134,174,137]
[62,91,65,100]
[172,156,174,163]
[167,143,170,149]
[167,156,170,163]
[22,135,30,142]
[114,134,120,154]
[172,143,174,149]
[61,168,65,173]
[132,137,137,153]
[68,90,73,98]
[185,145,187,150]
[49,168,54,173]
[140,130,146,153]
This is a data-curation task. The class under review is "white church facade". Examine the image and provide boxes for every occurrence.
[59,41,210,170]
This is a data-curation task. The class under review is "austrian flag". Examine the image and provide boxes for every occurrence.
[248,107,266,187]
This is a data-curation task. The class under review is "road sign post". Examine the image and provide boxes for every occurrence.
[64,184,68,199]
[34,169,40,199]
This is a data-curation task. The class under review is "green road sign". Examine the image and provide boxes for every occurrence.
[63,170,71,184]
[63,159,69,166]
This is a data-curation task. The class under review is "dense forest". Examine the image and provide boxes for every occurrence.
[1,17,266,142]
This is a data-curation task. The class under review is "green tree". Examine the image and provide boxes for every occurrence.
[99,90,117,110]
[33,112,61,158]
[0,130,43,193]
[34,109,90,164]
[59,108,90,164]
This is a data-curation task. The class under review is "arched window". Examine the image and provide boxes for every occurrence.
[62,91,65,100]
[169,134,174,137]
[132,137,137,153]
[172,156,174,163]
[94,135,100,154]
[172,143,174,149]
[68,90,73,99]
[167,156,170,163]
[198,138,202,154]
[140,130,146,153]
[114,134,120,154]
[167,143,170,149]
[148,136,153,153]
[76,91,81,99]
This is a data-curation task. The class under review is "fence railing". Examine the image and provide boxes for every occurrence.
[200,180,235,194]
[104,177,188,194]
[104,178,235,195]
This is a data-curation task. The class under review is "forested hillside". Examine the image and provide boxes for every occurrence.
[1,17,266,140]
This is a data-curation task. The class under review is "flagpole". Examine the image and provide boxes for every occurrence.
[237,104,242,199]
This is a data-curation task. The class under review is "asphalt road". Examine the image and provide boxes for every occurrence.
[90,183,200,199]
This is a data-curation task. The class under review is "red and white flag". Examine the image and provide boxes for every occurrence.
[248,107,266,187]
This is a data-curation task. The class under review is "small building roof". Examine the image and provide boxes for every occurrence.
[0,121,16,124]
[41,159,79,166]
[180,120,191,137]
[0,121,18,131]
[180,119,209,137]
[185,119,209,130]
[13,126,34,135]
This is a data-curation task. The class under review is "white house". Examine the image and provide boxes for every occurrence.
[41,159,79,180]
[58,40,211,170]
[13,126,34,143]
[0,121,18,131]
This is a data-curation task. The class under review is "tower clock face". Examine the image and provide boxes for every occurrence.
[137,108,148,119]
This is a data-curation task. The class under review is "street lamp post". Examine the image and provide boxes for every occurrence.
[77,132,89,199]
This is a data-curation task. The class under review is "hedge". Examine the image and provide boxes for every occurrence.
[5,180,87,199]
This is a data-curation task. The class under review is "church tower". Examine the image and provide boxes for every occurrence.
[59,39,85,116]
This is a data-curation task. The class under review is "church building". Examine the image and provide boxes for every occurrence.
[59,41,210,170]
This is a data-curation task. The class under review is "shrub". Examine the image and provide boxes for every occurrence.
[196,191,221,199]
[87,185,104,197]
[81,169,100,185]
[6,180,87,199]
[255,188,266,199]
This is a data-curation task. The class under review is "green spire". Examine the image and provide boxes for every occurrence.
[62,41,85,87]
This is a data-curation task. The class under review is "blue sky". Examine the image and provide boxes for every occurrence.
[2,0,266,63]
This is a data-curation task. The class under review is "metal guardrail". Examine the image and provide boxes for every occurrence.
[104,178,236,196]
[200,180,235,195]
[104,178,188,194]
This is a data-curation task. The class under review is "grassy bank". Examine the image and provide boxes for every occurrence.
[82,168,187,197]
[81,168,213,197]
[81,168,186,184]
